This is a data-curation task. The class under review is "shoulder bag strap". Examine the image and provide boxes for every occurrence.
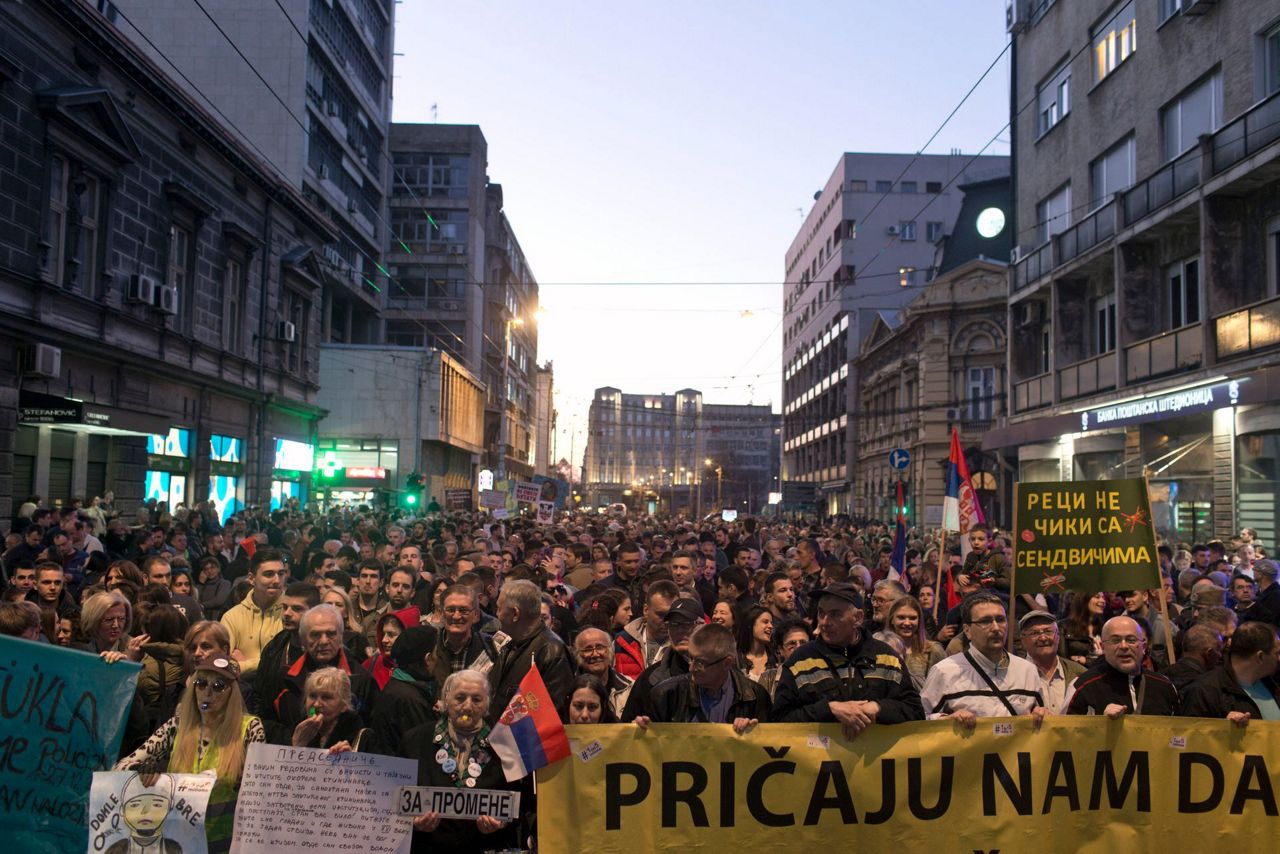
[963,650,1020,716]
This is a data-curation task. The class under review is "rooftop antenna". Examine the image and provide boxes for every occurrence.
[431,103,438,122]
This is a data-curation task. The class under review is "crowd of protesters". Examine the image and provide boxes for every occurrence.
[1,492,1277,851]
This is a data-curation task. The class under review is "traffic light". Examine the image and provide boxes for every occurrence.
[898,482,910,518]
[404,494,417,506]
[403,471,425,509]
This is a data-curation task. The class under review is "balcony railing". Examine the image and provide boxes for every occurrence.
[1058,352,1117,401]
[1121,147,1201,227]
[1013,240,1053,292]
[1215,295,1280,359]
[1124,325,1203,384]
[1055,199,1116,268]
[1212,89,1280,175]
[1013,373,1054,413]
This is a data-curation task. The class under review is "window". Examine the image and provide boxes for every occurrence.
[966,367,995,421]
[72,173,101,292]
[224,258,245,354]
[1092,1,1136,84]
[1159,0,1180,24]
[1041,328,1052,374]
[926,181,942,193]
[899,221,917,241]
[875,180,893,193]
[899,266,917,287]
[1093,293,1117,354]
[1161,71,1223,161]
[926,221,944,242]
[1035,184,1071,245]
[900,181,917,194]
[1168,257,1200,329]
[391,152,470,199]
[1266,24,1280,98]
[168,224,191,292]
[1267,217,1280,297]
[1037,60,1071,136]
[283,288,310,374]
[849,179,867,192]
[1089,134,1135,209]
[45,155,69,284]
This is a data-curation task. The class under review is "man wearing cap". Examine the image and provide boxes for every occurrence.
[1243,559,1280,628]
[109,773,181,854]
[1018,610,1085,715]
[620,596,704,722]
[920,592,1046,725]
[772,582,923,737]
[640,623,771,729]
[1064,616,1179,717]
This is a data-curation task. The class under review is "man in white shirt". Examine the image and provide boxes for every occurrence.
[920,592,1047,726]
[1018,610,1084,715]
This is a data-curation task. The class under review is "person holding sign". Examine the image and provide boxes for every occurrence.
[115,656,264,853]
[1063,616,1179,717]
[400,669,520,852]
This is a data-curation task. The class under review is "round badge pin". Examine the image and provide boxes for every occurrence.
[435,748,448,764]
[442,759,457,774]
[468,762,482,777]
[465,777,477,787]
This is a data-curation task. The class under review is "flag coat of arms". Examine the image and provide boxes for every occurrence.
[943,426,985,537]
[489,662,570,781]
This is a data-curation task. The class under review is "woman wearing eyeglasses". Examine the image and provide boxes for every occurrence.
[77,590,148,662]
[115,656,265,853]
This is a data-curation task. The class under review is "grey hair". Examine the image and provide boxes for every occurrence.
[441,668,490,701]
[498,579,542,620]
[303,666,353,711]
[299,603,344,638]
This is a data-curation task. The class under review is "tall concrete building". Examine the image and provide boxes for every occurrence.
[533,361,556,476]
[988,0,1280,545]
[1,0,338,524]
[583,388,773,516]
[106,0,391,344]
[782,152,1007,516]
[387,124,541,481]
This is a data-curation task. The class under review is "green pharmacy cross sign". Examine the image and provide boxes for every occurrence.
[318,452,342,479]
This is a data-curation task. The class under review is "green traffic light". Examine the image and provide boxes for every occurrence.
[405,495,417,505]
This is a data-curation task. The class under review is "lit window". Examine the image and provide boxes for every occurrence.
[1037,60,1071,136]
[1092,1,1136,84]
[899,267,917,287]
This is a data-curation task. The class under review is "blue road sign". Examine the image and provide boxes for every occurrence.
[888,448,911,470]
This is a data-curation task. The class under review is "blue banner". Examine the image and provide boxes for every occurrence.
[532,475,571,509]
[0,637,140,853]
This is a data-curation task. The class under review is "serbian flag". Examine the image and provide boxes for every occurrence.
[888,481,909,591]
[942,426,985,540]
[488,662,570,782]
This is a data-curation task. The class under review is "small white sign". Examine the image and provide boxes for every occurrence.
[805,735,831,750]
[576,740,604,763]
[396,786,520,822]
[1169,735,1187,749]
[992,722,1014,736]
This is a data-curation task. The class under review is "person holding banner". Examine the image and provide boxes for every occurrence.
[1180,620,1280,723]
[640,623,770,729]
[772,583,923,736]
[400,669,520,852]
[920,592,1046,725]
[115,656,264,853]
[1063,617,1179,717]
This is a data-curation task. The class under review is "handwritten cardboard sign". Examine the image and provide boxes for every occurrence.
[88,772,214,854]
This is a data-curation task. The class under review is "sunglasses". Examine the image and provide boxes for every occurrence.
[193,678,231,693]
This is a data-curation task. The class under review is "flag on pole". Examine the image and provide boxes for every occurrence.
[943,426,986,539]
[488,661,571,782]
[888,481,909,591]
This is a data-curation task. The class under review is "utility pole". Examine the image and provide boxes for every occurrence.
[715,465,723,514]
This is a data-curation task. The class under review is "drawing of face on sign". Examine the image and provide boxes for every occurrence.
[91,771,213,854]
[117,773,180,852]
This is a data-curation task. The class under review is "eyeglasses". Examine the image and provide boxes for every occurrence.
[102,617,127,627]
[689,655,730,672]
[576,644,610,656]
[967,615,1008,627]
[1021,627,1056,638]
[193,678,231,693]
[1102,636,1143,647]
[443,606,474,616]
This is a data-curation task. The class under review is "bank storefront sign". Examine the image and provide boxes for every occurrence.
[1080,378,1243,432]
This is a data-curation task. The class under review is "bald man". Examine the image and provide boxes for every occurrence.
[1064,616,1179,717]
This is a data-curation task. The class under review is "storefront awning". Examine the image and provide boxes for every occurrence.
[18,389,172,437]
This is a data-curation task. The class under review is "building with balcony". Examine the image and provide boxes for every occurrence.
[0,0,339,525]
[993,0,1280,545]
[583,388,774,516]
[107,0,391,346]
[316,345,484,507]
[855,177,1012,526]
[782,151,1008,516]
[386,124,541,481]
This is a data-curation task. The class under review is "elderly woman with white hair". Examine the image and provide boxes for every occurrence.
[400,668,520,853]
[77,590,148,662]
[292,666,371,751]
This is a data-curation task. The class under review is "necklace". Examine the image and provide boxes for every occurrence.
[433,720,492,788]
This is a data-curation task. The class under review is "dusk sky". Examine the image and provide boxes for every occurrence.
[392,1,1012,469]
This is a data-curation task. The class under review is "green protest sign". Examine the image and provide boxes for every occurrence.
[1013,478,1161,594]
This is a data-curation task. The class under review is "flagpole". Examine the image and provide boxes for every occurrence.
[1007,482,1020,653]
[932,525,947,624]
[1144,475,1177,664]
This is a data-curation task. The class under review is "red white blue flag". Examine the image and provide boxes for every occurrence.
[889,481,909,591]
[943,426,985,537]
[488,661,571,782]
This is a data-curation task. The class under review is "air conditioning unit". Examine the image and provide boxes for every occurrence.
[885,225,899,236]
[1006,0,1029,33]
[447,245,464,255]
[318,164,331,181]
[277,321,297,343]
[155,285,179,315]
[1016,300,1043,328]
[1009,244,1023,264]
[438,300,461,311]
[946,407,962,422]
[25,343,62,379]
[127,273,157,304]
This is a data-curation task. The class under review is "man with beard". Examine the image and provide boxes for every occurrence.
[385,566,417,614]
[1017,610,1084,715]
[1064,616,1178,716]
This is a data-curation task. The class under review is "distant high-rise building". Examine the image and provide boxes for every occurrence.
[108,0,391,343]
[387,124,540,481]
[781,152,1007,516]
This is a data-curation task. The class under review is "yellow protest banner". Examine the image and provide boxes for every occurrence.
[538,719,1280,852]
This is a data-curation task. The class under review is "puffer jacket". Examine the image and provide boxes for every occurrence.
[137,641,186,707]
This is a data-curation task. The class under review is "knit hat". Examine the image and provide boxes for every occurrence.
[390,625,439,681]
